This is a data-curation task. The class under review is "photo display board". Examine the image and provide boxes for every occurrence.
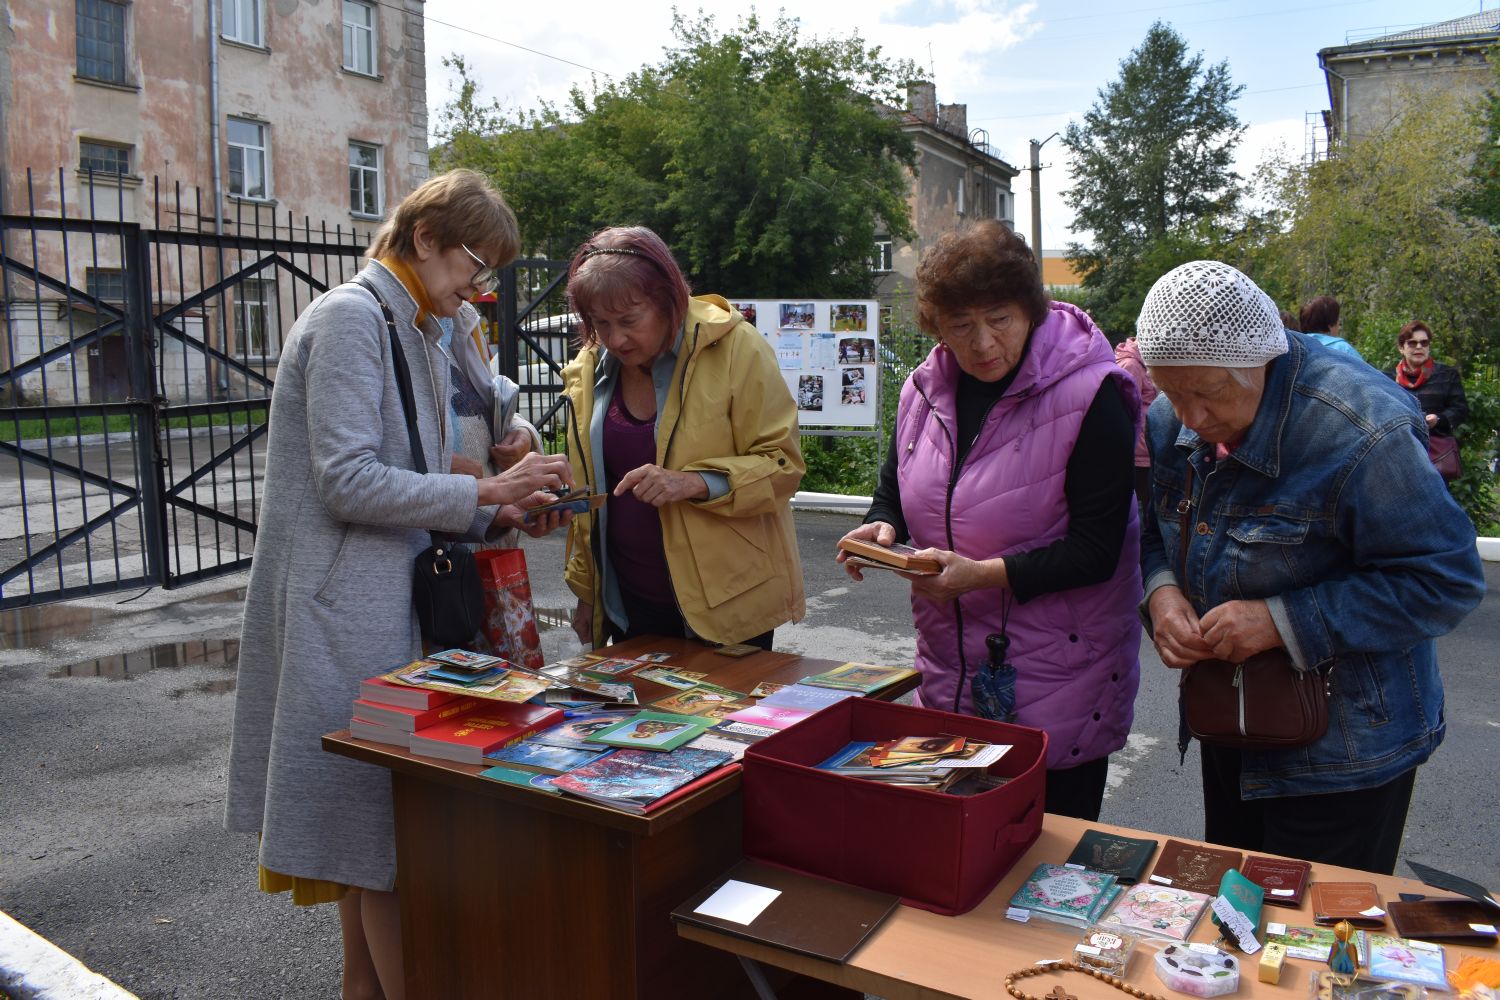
[729,299,879,428]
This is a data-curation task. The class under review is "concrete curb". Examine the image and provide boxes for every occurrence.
[0,910,138,1000]
[791,492,1500,562]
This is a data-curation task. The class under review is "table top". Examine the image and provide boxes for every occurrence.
[324,635,918,837]
[677,812,1496,1000]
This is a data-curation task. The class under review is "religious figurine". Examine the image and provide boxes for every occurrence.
[1327,920,1360,983]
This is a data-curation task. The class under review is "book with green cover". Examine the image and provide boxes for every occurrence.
[585,711,715,751]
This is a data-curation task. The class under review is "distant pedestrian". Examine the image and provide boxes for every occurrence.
[1385,320,1469,481]
[1298,295,1362,359]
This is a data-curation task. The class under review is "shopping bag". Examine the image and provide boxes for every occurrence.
[474,548,544,671]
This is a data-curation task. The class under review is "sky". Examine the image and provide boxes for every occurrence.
[420,0,1492,254]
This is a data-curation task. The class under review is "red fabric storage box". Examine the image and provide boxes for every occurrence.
[741,696,1046,916]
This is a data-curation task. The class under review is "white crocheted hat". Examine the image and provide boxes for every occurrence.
[1136,260,1288,367]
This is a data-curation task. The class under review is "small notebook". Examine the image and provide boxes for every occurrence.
[1310,881,1386,928]
[1388,899,1500,944]
[670,858,900,964]
[1065,830,1160,884]
[1240,855,1312,908]
[1148,840,1244,896]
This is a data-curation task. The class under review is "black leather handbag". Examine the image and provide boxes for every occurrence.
[359,278,484,649]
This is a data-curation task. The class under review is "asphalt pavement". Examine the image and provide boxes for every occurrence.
[1,509,1497,999]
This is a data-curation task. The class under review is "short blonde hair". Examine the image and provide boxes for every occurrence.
[365,169,520,266]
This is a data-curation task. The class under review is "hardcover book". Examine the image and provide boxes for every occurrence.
[360,673,458,710]
[1240,855,1312,907]
[1007,864,1120,928]
[1388,899,1500,943]
[1065,830,1160,884]
[550,746,734,813]
[1096,882,1212,942]
[1148,840,1244,895]
[836,537,941,573]
[349,715,409,749]
[350,696,476,733]
[1310,882,1386,927]
[407,702,563,765]
[585,711,715,751]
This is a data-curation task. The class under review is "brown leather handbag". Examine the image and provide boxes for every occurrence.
[1173,464,1330,749]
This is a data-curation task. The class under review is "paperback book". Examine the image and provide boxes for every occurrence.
[1362,934,1447,989]
[1095,882,1212,942]
[407,702,563,765]
[481,740,611,774]
[797,662,917,694]
[720,702,817,731]
[584,711,716,751]
[529,714,638,749]
[1263,922,1370,962]
[755,683,859,711]
[360,673,458,710]
[1008,864,1120,928]
[350,696,477,733]
[650,683,748,716]
[349,715,408,749]
[550,746,734,813]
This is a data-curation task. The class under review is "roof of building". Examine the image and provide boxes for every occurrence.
[1364,10,1500,44]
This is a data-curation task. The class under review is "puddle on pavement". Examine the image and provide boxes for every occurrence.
[1,586,247,650]
[48,638,240,683]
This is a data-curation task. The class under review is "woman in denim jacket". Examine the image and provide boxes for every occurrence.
[1135,261,1485,874]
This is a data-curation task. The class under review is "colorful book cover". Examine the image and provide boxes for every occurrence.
[529,715,635,749]
[1007,864,1120,927]
[550,746,734,813]
[408,702,563,765]
[1097,883,1211,942]
[581,657,644,680]
[633,651,675,663]
[482,740,611,773]
[756,683,859,711]
[650,684,745,716]
[350,696,477,733]
[799,662,916,693]
[427,648,504,670]
[1362,934,1447,988]
[1263,922,1369,962]
[586,711,714,751]
[633,667,706,690]
[720,702,816,731]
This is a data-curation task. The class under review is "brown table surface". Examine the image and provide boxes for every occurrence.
[677,812,1496,1000]
[325,635,919,836]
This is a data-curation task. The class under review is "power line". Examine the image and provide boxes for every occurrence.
[374,0,606,75]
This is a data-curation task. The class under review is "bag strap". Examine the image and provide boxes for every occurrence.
[353,275,445,549]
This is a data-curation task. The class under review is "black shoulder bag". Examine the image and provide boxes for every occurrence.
[357,278,485,649]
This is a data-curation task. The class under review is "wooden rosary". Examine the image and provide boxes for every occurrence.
[1005,962,1168,1000]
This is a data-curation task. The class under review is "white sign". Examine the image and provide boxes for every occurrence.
[729,298,880,428]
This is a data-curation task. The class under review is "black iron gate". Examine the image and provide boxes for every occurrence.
[491,257,575,440]
[0,171,371,609]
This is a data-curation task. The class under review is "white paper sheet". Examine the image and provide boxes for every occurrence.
[694,879,782,926]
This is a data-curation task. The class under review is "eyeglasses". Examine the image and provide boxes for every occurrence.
[460,244,499,294]
[1406,339,1430,347]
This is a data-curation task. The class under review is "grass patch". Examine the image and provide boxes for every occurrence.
[0,408,267,442]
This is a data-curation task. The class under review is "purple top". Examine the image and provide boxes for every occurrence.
[603,392,674,606]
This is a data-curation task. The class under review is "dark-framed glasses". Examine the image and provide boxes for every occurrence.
[460,244,499,294]
[1407,339,1430,348]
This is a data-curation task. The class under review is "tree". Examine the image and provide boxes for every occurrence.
[435,12,918,297]
[1061,22,1246,336]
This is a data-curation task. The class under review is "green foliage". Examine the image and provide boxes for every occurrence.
[1062,22,1246,337]
[1451,366,1500,533]
[435,12,917,295]
[1460,48,1500,227]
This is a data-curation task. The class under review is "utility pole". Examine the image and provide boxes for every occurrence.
[1029,132,1059,276]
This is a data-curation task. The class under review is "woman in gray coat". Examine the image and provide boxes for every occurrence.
[224,170,572,1000]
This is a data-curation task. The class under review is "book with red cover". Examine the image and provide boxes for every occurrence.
[360,675,460,711]
[350,715,409,749]
[408,703,563,765]
[351,696,478,733]
[1241,855,1312,908]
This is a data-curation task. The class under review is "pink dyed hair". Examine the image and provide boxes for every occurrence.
[566,226,692,346]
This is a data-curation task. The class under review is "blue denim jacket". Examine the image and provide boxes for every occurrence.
[1142,334,1485,799]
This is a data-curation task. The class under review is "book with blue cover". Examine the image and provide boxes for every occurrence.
[550,746,734,813]
[1008,864,1121,928]
[482,740,611,773]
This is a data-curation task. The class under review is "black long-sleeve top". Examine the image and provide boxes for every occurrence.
[863,370,1135,605]
[1385,362,1469,435]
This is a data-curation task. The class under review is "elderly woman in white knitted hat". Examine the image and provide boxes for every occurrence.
[1136,260,1484,874]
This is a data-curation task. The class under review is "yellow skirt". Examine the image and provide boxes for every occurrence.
[258,864,349,907]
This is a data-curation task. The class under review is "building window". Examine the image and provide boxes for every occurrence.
[86,267,127,303]
[879,305,894,332]
[222,0,263,47]
[348,141,382,216]
[871,238,893,273]
[236,277,280,356]
[995,190,1007,220]
[342,0,376,75]
[76,0,128,85]
[227,118,269,200]
[79,140,131,176]
[957,178,966,216]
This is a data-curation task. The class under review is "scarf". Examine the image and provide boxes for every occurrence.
[1396,359,1432,390]
[377,255,436,327]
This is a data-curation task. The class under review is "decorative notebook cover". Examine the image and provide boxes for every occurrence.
[1065,830,1160,884]
[1008,864,1119,927]
[1310,881,1386,927]
[1388,899,1500,943]
[1240,855,1312,908]
[1361,933,1448,989]
[1149,840,1245,895]
[1096,882,1212,942]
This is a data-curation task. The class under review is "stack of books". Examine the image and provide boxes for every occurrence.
[381,652,552,703]
[407,701,563,765]
[350,677,474,748]
[814,735,1012,791]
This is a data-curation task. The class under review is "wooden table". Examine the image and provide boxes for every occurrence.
[323,636,916,1000]
[678,813,1496,1000]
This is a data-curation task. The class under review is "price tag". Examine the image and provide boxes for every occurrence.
[1063,862,1086,870]
[1359,906,1386,918]
[1150,874,1173,885]
[1266,922,1288,936]
[1271,889,1295,897]
[1212,895,1262,954]
[1076,944,1103,956]
[1470,923,1497,934]
[1006,906,1032,923]
[1188,942,1221,956]
[1038,959,1061,967]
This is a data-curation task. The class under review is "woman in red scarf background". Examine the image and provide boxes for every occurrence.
[1385,320,1469,480]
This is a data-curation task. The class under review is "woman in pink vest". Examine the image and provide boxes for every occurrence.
[837,221,1144,820]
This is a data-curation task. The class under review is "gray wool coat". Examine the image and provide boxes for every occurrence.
[224,261,496,891]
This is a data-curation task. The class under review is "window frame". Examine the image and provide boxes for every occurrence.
[957,177,966,217]
[348,140,383,218]
[227,117,271,201]
[85,266,127,304]
[79,139,132,177]
[75,0,129,86]
[221,0,264,47]
[871,237,894,273]
[341,0,377,76]
[236,276,281,358]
